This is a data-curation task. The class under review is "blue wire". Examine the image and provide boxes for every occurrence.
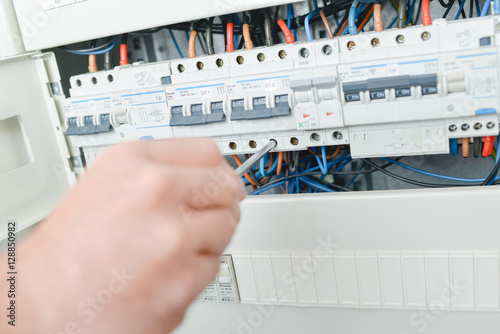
[289,176,295,193]
[65,38,117,55]
[260,155,268,177]
[381,158,500,183]
[363,13,374,32]
[313,0,319,10]
[184,31,190,42]
[287,4,293,30]
[388,16,398,28]
[495,0,500,14]
[343,2,365,35]
[335,157,353,172]
[475,0,481,15]
[356,3,367,15]
[291,5,297,41]
[314,154,327,174]
[346,163,366,188]
[333,13,340,26]
[303,154,352,174]
[481,0,491,15]
[234,14,243,46]
[321,146,328,175]
[234,14,243,28]
[250,180,288,195]
[455,0,467,19]
[349,0,360,35]
[264,155,280,176]
[169,30,184,58]
[299,177,336,192]
[249,154,352,195]
[450,139,459,156]
[340,25,349,35]
[407,0,418,25]
[305,10,319,41]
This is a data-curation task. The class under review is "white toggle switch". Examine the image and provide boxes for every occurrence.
[446,71,466,93]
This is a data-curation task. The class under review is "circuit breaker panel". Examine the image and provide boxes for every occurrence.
[61,16,500,164]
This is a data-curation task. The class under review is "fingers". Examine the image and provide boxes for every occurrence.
[164,164,246,211]
[188,254,221,294]
[129,138,225,167]
[184,208,240,255]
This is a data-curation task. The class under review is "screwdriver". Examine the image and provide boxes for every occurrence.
[234,139,277,177]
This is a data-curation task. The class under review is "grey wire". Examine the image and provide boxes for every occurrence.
[289,151,299,173]
[206,17,215,55]
[235,140,277,177]
[103,52,112,71]
[397,0,407,28]
[263,11,274,46]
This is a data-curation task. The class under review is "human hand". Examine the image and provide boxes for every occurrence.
[6,138,245,334]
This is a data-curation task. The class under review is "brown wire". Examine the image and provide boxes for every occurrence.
[462,138,470,158]
[188,30,197,58]
[285,153,289,194]
[307,145,341,160]
[320,9,334,39]
[358,5,374,32]
[233,155,256,186]
[374,3,384,32]
[242,23,253,49]
[335,19,349,37]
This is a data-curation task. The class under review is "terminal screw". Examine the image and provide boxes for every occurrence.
[311,133,321,142]
[474,123,482,130]
[322,45,333,55]
[449,124,457,132]
[371,38,380,47]
[396,35,405,44]
[421,31,431,41]
[299,48,310,58]
[487,121,495,129]
[347,41,356,50]
[333,131,343,140]
[461,124,470,131]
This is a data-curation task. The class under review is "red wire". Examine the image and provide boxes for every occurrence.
[226,22,235,53]
[482,136,495,157]
[422,0,432,26]
[119,44,129,66]
[277,19,295,44]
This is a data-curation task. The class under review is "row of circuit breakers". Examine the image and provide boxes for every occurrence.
[62,16,500,158]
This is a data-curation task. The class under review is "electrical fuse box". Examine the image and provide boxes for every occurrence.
[59,16,500,160]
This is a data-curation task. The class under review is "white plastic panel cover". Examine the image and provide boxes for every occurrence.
[0,52,75,239]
